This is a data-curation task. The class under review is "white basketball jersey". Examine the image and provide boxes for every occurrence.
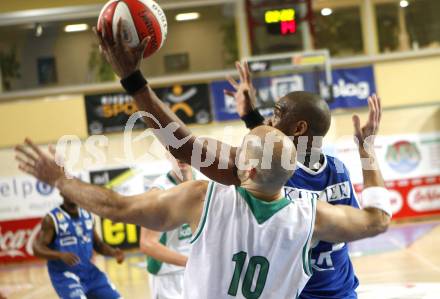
[184,182,316,299]
[146,173,193,276]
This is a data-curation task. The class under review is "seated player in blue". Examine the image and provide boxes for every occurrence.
[32,195,124,299]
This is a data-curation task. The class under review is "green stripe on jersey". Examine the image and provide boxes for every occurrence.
[301,198,316,276]
[190,181,214,244]
[146,232,167,275]
[237,187,291,224]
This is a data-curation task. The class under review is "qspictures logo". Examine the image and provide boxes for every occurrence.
[385,140,421,173]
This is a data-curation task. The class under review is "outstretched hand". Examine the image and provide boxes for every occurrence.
[352,94,382,150]
[94,18,149,79]
[15,138,65,186]
[224,61,258,117]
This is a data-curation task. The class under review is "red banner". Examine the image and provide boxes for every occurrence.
[0,218,42,263]
[355,175,440,220]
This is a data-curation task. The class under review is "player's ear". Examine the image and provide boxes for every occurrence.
[293,121,308,136]
[248,168,257,180]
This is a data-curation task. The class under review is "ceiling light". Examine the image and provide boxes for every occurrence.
[321,8,333,16]
[175,12,200,22]
[400,0,409,8]
[35,24,43,37]
[64,24,89,33]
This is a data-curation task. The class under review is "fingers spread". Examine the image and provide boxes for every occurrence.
[243,60,251,83]
[15,145,38,162]
[352,114,362,139]
[226,75,239,89]
[223,89,236,98]
[137,36,150,58]
[235,61,245,82]
[24,138,44,157]
[18,164,38,177]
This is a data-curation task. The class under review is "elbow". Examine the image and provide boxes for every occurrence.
[139,239,157,255]
[368,211,391,237]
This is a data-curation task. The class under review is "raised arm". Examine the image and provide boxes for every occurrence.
[32,215,80,266]
[140,228,187,267]
[224,61,265,130]
[15,139,208,232]
[313,95,391,244]
[94,21,239,186]
[353,94,385,189]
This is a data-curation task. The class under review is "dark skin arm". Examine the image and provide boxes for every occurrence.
[314,95,390,243]
[32,215,80,266]
[94,21,240,186]
[92,226,125,264]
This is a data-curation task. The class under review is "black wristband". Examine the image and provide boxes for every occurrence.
[241,109,265,129]
[120,70,147,95]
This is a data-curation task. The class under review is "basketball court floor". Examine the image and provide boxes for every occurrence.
[1,219,440,299]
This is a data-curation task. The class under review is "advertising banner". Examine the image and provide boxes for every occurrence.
[154,84,212,125]
[329,132,440,220]
[85,84,212,135]
[0,218,41,263]
[0,176,62,222]
[211,66,376,121]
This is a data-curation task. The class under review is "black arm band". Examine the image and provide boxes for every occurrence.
[120,70,148,95]
[240,109,265,129]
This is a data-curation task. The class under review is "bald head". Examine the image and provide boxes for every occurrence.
[274,91,331,138]
[236,126,296,194]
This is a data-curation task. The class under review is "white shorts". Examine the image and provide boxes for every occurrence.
[149,272,184,299]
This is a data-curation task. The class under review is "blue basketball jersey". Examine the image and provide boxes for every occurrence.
[47,206,95,276]
[284,155,360,299]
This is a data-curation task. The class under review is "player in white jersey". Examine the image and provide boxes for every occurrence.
[140,160,194,299]
[16,127,391,299]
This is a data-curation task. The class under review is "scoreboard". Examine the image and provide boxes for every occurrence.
[265,8,297,36]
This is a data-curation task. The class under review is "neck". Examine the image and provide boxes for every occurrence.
[241,183,283,202]
[297,147,323,169]
[61,204,78,217]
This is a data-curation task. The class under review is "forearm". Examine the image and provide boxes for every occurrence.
[33,243,62,261]
[55,178,123,222]
[335,207,389,242]
[94,241,117,257]
[133,86,239,185]
[141,241,187,267]
[359,148,385,188]
[133,86,195,161]
[315,202,390,243]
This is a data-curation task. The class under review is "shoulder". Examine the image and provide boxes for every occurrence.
[41,214,56,231]
[325,154,350,176]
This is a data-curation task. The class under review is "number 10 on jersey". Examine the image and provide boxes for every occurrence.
[228,251,270,299]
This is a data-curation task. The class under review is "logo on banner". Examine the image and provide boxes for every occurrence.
[386,141,421,173]
[389,190,404,214]
[408,184,440,212]
[36,181,54,196]
[0,223,41,258]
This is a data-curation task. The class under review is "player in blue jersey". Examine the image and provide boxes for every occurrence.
[224,61,382,298]
[32,195,124,299]
[89,29,390,298]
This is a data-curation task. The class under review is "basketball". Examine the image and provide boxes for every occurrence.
[97,0,167,58]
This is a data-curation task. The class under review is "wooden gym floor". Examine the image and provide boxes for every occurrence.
[1,219,440,299]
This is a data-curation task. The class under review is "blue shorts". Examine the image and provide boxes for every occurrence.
[49,266,121,299]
